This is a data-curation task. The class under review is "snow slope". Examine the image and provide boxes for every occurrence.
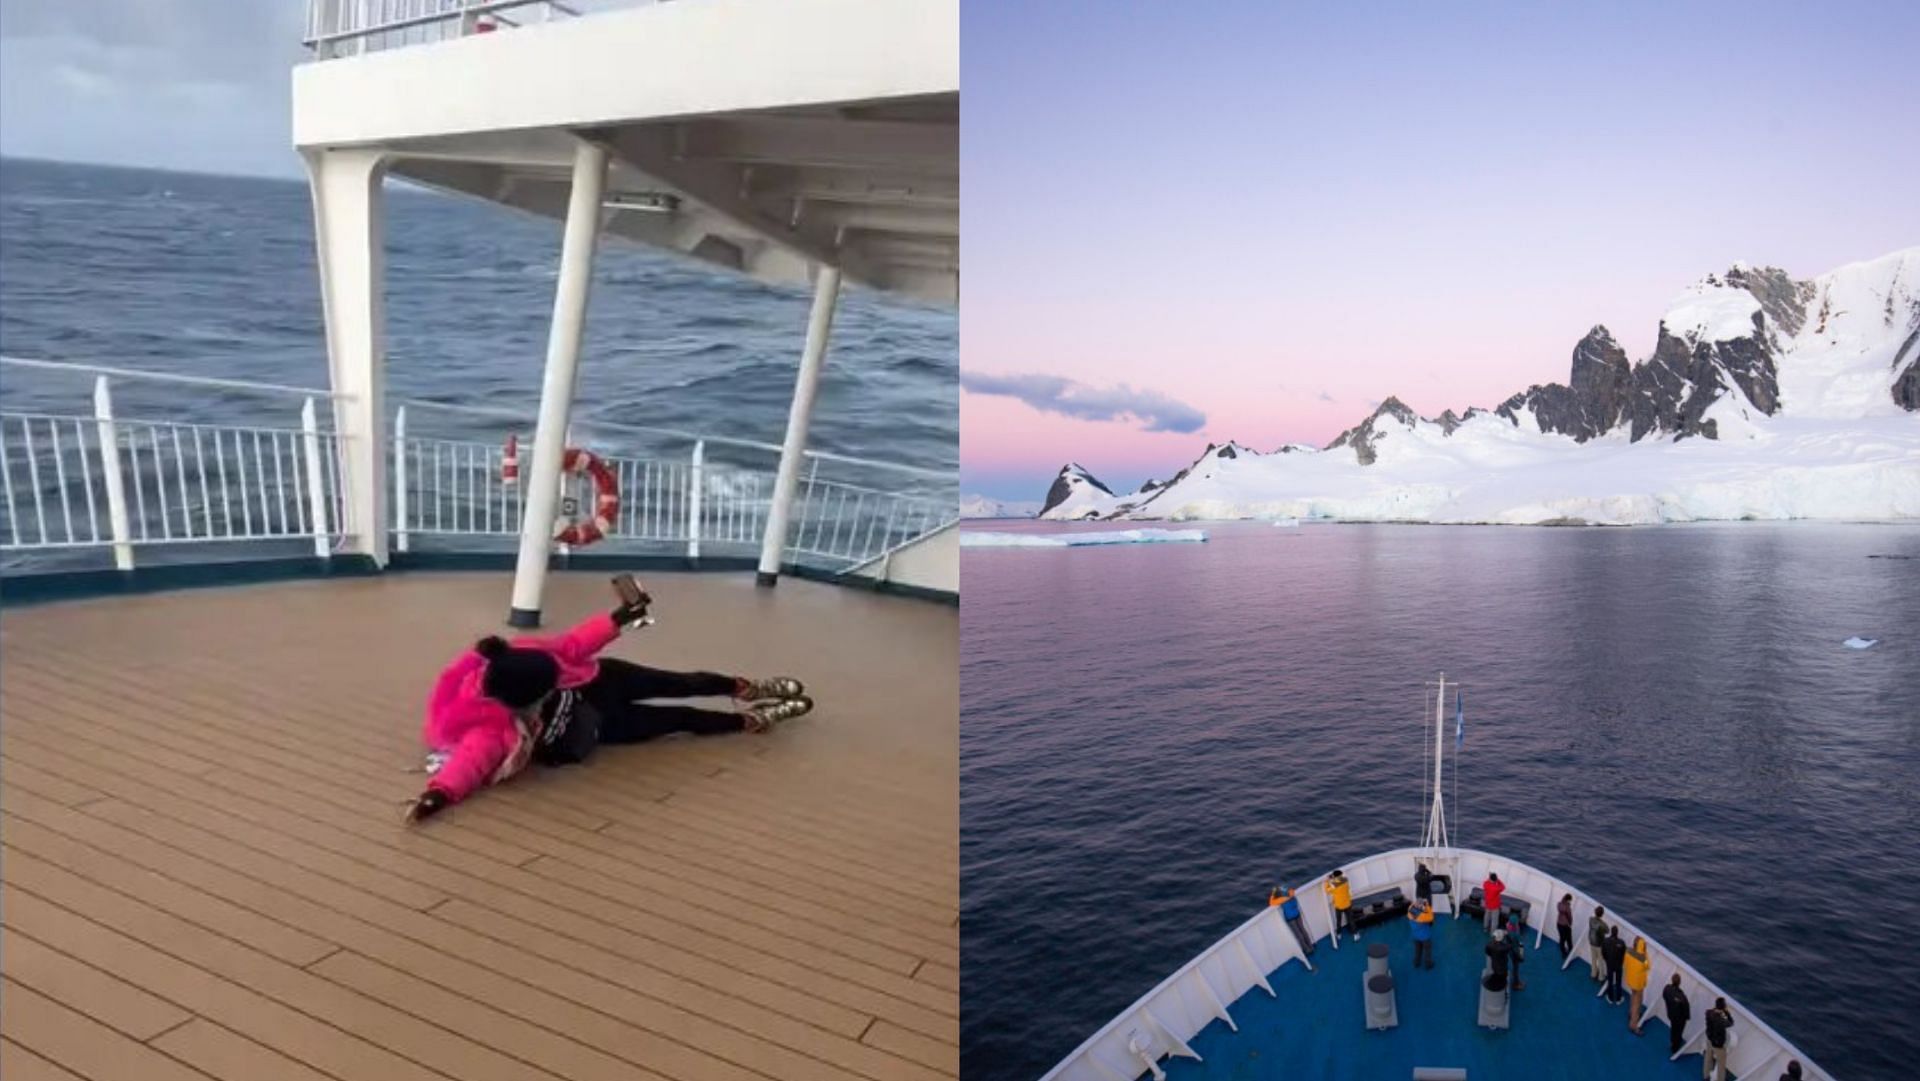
[1043,248,1920,526]
[961,494,1042,519]
[960,528,1207,547]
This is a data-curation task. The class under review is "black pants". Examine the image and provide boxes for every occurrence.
[1285,915,1314,955]
[1557,923,1574,960]
[585,659,743,742]
[1605,963,1624,1002]
[1334,907,1353,936]
[1413,939,1432,968]
[1668,1016,1688,1055]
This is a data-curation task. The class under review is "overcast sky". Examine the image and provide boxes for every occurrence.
[0,0,308,178]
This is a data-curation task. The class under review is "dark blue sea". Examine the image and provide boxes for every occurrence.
[0,157,954,562]
[961,520,1920,1079]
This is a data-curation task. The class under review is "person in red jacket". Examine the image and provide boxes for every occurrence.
[405,589,810,822]
[1481,872,1506,934]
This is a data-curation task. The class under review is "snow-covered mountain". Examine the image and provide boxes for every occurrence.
[961,494,1042,519]
[1038,247,1920,525]
[1036,463,1120,519]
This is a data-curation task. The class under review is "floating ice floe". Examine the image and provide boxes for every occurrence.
[961,529,1208,548]
[1843,637,1880,649]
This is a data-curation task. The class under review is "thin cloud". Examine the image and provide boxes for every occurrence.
[1317,391,1336,403]
[961,371,1206,434]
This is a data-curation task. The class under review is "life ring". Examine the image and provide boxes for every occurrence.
[500,435,619,547]
[554,447,620,546]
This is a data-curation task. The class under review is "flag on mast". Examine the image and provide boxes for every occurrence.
[1455,688,1464,747]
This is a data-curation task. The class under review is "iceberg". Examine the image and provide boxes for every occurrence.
[961,529,1208,548]
[1843,637,1880,650]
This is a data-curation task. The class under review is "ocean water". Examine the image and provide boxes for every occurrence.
[0,157,955,503]
[961,520,1920,1079]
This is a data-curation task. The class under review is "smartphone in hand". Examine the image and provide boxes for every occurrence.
[612,573,650,612]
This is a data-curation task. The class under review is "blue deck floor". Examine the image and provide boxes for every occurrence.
[1163,913,1706,1080]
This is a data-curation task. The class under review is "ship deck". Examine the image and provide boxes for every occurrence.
[0,570,957,1081]
[1162,910,1701,1081]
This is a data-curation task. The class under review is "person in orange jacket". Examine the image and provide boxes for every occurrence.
[1324,869,1356,941]
[1269,884,1315,957]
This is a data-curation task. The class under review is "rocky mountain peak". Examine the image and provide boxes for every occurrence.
[1039,463,1114,518]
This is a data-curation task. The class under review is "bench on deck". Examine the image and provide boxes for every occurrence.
[1346,885,1412,929]
[1461,887,1533,928]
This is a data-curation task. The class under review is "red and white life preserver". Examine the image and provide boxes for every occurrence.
[500,435,619,547]
[554,447,619,546]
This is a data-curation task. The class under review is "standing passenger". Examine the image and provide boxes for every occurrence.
[1415,862,1434,904]
[1601,925,1627,1005]
[1484,928,1513,986]
[1503,909,1526,990]
[1481,872,1505,934]
[1556,893,1575,961]
[1702,997,1735,1081]
[1409,898,1435,969]
[1662,974,1692,1056]
[1587,905,1609,983]
[1270,884,1315,957]
[1624,935,1650,1033]
[1325,869,1356,942]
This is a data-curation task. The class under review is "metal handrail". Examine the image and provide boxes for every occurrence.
[396,397,953,480]
[0,356,351,401]
[3,359,945,481]
[3,360,953,572]
[303,0,588,51]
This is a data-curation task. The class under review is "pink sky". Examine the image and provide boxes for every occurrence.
[961,3,1920,500]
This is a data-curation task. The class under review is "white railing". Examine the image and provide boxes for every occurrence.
[0,360,952,575]
[1041,846,1829,1081]
[1,376,348,568]
[303,0,633,59]
[390,406,954,569]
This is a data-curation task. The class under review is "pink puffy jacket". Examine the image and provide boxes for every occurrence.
[422,612,621,802]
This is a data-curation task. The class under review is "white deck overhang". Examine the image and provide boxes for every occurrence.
[292,0,959,303]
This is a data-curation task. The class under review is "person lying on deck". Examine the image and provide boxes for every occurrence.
[404,585,811,823]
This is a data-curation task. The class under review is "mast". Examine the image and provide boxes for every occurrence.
[1422,673,1450,852]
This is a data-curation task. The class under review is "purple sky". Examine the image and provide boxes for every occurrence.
[962,1,1920,500]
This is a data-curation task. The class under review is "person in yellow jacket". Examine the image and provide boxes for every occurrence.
[1623,935,1651,1034]
[1324,868,1356,941]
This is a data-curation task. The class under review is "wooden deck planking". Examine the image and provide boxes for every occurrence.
[1,571,958,1080]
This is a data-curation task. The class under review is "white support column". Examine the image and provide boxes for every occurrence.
[300,399,332,558]
[393,405,410,553]
[92,377,134,571]
[757,265,841,586]
[304,147,390,566]
[686,439,705,559]
[508,139,608,627]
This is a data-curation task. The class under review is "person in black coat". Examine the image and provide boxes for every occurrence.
[1484,928,1514,986]
[1703,997,1735,1081]
[1414,863,1433,904]
[1661,973,1691,1056]
[1600,926,1627,1004]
